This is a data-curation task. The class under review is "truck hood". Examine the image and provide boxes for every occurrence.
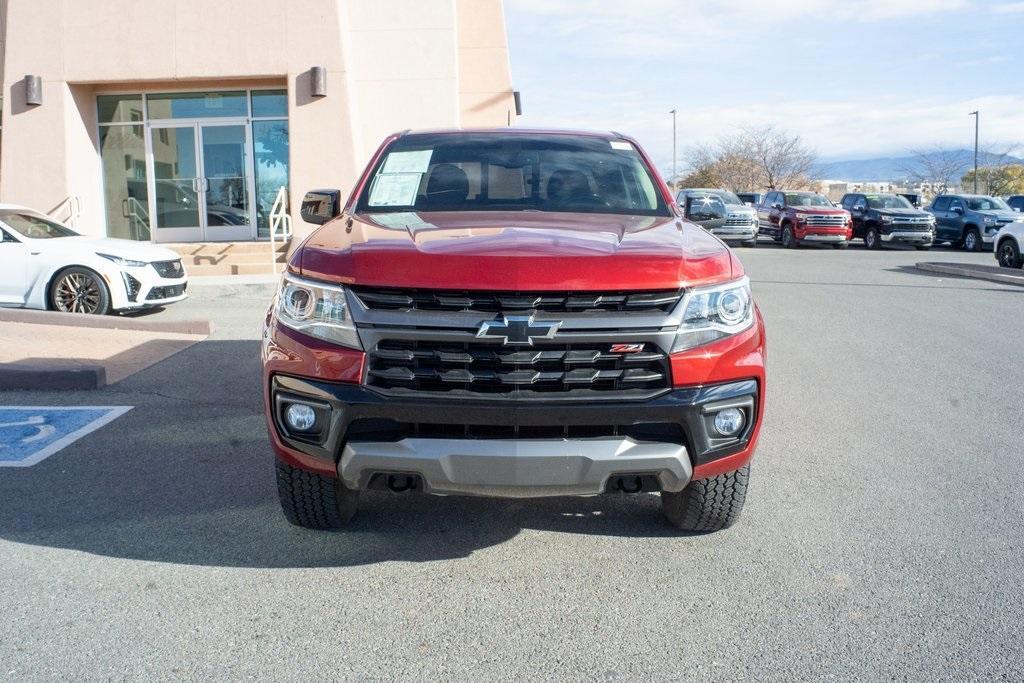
[790,206,847,215]
[724,204,757,217]
[874,209,931,218]
[975,210,1022,221]
[297,211,738,290]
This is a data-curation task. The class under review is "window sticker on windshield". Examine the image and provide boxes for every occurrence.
[610,141,633,151]
[382,150,433,175]
[368,173,420,207]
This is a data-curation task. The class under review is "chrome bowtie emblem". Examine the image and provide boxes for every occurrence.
[476,314,561,346]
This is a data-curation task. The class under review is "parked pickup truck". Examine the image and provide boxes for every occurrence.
[840,192,934,250]
[926,194,1024,251]
[757,190,852,248]
[262,129,766,532]
[676,188,759,247]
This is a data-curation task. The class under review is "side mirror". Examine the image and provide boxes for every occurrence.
[772,202,783,210]
[300,189,343,225]
[744,201,753,207]
[952,206,964,215]
[1014,207,1021,212]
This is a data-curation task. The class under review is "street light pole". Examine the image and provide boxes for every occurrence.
[969,110,979,193]
[669,109,677,191]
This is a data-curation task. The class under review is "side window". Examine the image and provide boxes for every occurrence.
[1,229,15,243]
[949,197,964,212]
[765,192,778,207]
[1009,197,1024,211]
[840,195,854,209]
[853,196,867,212]
[932,196,951,211]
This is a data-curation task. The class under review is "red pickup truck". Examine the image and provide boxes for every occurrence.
[757,190,852,248]
[262,129,766,532]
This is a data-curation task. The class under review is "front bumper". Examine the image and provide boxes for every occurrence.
[710,227,757,241]
[268,375,759,498]
[111,266,188,310]
[881,230,933,244]
[799,232,848,243]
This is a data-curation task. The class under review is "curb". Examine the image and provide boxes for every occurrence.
[0,308,213,335]
[0,364,106,391]
[915,262,1024,287]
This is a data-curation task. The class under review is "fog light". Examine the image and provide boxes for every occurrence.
[713,408,745,436]
[285,403,317,432]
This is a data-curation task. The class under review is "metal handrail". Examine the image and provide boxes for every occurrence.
[269,186,292,275]
[121,197,151,241]
[49,195,82,229]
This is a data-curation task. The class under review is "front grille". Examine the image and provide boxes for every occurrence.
[346,417,686,443]
[891,216,932,228]
[804,215,847,227]
[351,287,682,313]
[152,259,184,279]
[146,284,186,300]
[366,340,671,397]
[725,216,755,227]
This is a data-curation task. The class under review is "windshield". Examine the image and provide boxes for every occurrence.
[866,194,913,210]
[0,212,79,239]
[685,194,727,220]
[965,196,1010,211]
[356,133,671,216]
[711,190,743,205]
[785,193,832,207]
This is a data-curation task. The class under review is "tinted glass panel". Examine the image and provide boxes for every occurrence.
[253,120,290,237]
[0,212,78,238]
[358,133,670,216]
[151,126,200,228]
[99,125,150,240]
[251,90,287,118]
[933,196,951,211]
[147,91,247,119]
[98,94,145,124]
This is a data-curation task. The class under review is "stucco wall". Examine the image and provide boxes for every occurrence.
[0,0,515,242]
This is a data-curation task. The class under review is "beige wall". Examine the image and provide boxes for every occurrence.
[0,0,515,243]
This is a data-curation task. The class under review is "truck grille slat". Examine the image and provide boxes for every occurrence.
[366,340,670,397]
[804,215,847,227]
[352,287,683,313]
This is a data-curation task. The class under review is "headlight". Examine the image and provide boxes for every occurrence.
[275,273,361,349]
[97,253,147,268]
[880,215,892,224]
[794,214,807,223]
[983,216,996,224]
[672,277,754,352]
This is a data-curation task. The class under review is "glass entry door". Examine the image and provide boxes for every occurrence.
[149,121,255,242]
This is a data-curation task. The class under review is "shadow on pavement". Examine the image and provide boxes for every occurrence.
[0,339,685,569]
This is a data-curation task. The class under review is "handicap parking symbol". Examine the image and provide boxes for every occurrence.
[0,406,132,467]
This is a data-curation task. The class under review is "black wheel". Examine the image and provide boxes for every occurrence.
[997,239,1023,268]
[275,459,358,530]
[741,238,757,248]
[49,267,110,314]
[963,228,981,252]
[864,227,881,250]
[781,225,797,249]
[661,464,750,532]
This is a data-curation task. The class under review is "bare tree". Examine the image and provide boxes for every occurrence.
[961,143,1023,195]
[680,126,817,192]
[898,147,967,196]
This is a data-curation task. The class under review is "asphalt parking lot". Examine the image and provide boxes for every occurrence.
[2,243,1022,680]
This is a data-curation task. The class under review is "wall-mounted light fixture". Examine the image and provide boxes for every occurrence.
[311,67,327,98]
[25,75,42,106]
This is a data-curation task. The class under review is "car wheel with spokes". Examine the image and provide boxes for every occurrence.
[997,239,1023,268]
[864,228,880,250]
[963,228,981,252]
[781,225,797,249]
[49,267,111,315]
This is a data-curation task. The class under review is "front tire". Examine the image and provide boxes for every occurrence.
[997,239,1024,268]
[49,267,111,315]
[963,228,981,252]
[661,465,750,532]
[781,225,797,249]
[864,227,881,250]
[275,459,359,530]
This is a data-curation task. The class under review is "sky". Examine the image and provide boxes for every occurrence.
[504,0,1024,174]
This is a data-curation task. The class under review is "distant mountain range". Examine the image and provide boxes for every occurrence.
[813,149,1023,182]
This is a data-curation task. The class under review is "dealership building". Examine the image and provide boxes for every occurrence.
[0,0,516,268]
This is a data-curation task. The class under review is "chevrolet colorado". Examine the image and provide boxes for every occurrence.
[758,190,852,248]
[262,130,766,532]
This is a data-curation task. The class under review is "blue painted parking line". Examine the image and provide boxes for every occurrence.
[0,406,132,467]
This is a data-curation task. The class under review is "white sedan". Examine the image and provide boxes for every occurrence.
[0,203,188,314]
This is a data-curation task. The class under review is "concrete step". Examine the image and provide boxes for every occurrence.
[163,241,289,256]
[185,262,284,276]
[179,253,287,267]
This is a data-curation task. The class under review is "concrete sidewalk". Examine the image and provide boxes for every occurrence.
[915,261,1024,287]
[0,309,209,389]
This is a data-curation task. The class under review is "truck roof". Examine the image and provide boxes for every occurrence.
[397,127,632,142]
